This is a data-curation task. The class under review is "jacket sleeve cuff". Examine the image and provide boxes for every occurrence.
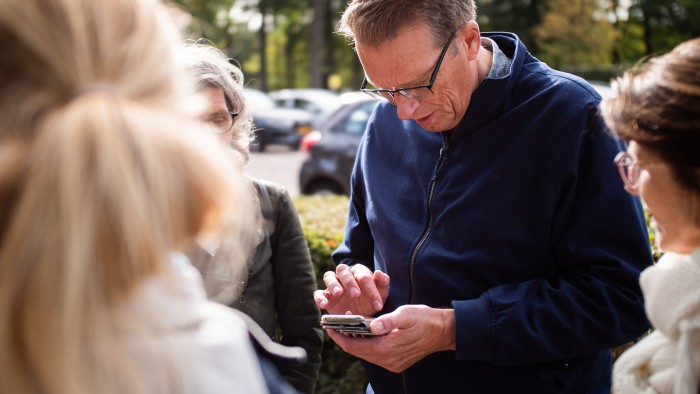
[452,296,494,361]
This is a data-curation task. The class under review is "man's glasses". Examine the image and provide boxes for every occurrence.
[206,111,238,134]
[360,32,456,105]
[614,151,642,189]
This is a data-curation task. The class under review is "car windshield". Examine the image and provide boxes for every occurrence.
[271,89,340,111]
[342,102,377,135]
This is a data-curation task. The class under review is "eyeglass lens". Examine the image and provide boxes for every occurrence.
[366,87,433,102]
[361,32,454,104]
[208,112,237,134]
[614,152,640,189]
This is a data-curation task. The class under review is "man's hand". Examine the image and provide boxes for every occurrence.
[325,305,456,373]
[313,263,390,316]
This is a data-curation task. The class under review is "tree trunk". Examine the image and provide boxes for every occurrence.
[639,1,654,55]
[259,11,269,91]
[310,0,326,88]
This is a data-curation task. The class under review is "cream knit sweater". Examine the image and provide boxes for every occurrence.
[614,248,700,394]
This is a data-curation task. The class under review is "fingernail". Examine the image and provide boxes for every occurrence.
[332,286,342,296]
[374,320,384,332]
[373,301,382,311]
[350,288,360,297]
[320,300,327,308]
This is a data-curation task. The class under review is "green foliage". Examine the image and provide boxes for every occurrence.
[533,0,617,69]
[645,208,663,262]
[614,23,647,64]
[170,0,700,92]
[170,0,236,48]
[477,0,546,52]
[294,195,349,280]
[629,0,700,55]
[294,195,368,394]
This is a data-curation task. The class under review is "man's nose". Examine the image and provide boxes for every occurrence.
[394,95,420,121]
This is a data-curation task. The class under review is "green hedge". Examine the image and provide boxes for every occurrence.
[294,195,660,392]
[295,195,367,394]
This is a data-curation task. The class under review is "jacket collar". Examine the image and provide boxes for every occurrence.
[452,32,527,141]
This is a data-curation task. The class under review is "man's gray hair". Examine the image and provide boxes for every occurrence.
[337,0,477,48]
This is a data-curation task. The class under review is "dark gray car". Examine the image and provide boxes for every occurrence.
[299,98,379,195]
[245,89,313,152]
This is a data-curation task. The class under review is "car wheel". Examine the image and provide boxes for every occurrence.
[306,180,343,196]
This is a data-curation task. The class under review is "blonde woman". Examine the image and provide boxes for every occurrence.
[181,43,323,394]
[0,0,269,393]
[601,38,700,393]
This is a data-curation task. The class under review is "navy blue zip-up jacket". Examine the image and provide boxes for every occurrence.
[332,33,652,393]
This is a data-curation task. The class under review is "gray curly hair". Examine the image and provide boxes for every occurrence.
[182,42,255,162]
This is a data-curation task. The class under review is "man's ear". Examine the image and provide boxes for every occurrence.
[458,20,481,61]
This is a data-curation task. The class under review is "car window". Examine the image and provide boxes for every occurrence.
[244,89,276,110]
[294,99,318,112]
[336,102,377,136]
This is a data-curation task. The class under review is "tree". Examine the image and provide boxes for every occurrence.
[245,0,360,91]
[628,0,700,55]
[244,0,314,91]
[170,0,238,48]
[533,0,617,70]
[477,0,547,53]
[310,0,326,88]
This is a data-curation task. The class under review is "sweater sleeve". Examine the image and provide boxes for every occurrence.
[452,103,653,364]
[332,133,376,269]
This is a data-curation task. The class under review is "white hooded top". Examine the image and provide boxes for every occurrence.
[119,253,268,394]
[614,248,700,394]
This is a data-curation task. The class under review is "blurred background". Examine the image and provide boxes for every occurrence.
[171,0,700,197]
[172,0,699,92]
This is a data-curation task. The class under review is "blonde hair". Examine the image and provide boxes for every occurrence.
[181,41,255,162]
[0,0,253,393]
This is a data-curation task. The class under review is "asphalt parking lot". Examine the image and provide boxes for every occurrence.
[246,145,306,196]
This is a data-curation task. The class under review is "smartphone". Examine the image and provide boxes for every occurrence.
[320,314,376,336]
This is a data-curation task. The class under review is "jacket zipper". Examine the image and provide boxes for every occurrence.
[401,133,451,393]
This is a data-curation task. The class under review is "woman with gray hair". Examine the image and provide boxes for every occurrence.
[181,42,323,394]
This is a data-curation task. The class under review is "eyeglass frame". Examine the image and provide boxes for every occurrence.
[360,31,456,105]
[206,111,239,134]
[614,151,645,190]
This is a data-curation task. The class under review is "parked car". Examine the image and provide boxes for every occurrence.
[268,89,342,126]
[299,98,379,195]
[299,81,611,195]
[244,89,313,152]
[338,90,371,104]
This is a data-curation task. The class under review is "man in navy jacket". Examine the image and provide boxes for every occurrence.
[313,0,653,392]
